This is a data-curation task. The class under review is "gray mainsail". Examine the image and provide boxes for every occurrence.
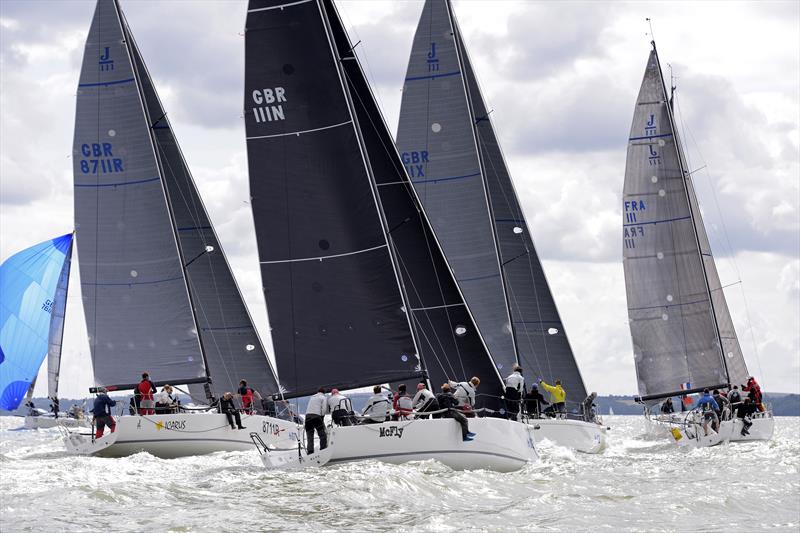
[398,0,587,400]
[244,0,504,404]
[622,44,748,400]
[46,237,73,401]
[394,0,517,371]
[123,17,280,398]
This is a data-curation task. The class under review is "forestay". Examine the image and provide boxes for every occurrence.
[398,0,587,400]
[622,45,747,399]
[0,235,73,410]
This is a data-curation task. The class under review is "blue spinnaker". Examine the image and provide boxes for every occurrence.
[0,234,73,410]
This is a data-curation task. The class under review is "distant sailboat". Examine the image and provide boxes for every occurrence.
[396,0,606,453]
[243,0,537,471]
[63,0,298,458]
[622,41,774,447]
[0,234,86,428]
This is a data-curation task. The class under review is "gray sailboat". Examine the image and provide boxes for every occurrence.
[623,42,773,445]
[397,0,606,452]
[64,0,299,458]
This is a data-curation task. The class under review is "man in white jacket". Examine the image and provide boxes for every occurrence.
[504,365,525,420]
[361,386,390,424]
[305,387,329,453]
[448,377,480,412]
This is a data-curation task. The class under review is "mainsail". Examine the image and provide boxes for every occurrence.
[397,0,588,400]
[74,0,279,397]
[244,0,503,402]
[622,44,748,401]
[0,234,73,410]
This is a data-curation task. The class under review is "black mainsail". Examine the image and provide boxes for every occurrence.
[622,43,749,402]
[244,0,504,403]
[397,0,588,400]
[73,0,279,398]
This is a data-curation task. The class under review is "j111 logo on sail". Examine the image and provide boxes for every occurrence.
[645,114,657,136]
[427,42,439,72]
[251,87,286,123]
[99,46,114,72]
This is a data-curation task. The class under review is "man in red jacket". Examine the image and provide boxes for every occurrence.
[137,372,156,415]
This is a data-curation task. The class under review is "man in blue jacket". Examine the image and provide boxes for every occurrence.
[92,387,117,439]
[692,389,720,436]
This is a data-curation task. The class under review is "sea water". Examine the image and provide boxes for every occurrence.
[1,416,798,532]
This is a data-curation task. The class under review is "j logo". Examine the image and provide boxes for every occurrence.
[427,42,439,72]
[99,46,114,72]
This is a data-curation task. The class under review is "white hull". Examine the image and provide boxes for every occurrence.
[325,417,538,472]
[63,412,300,458]
[529,418,607,453]
[645,410,775,448]
[24,415,89,429]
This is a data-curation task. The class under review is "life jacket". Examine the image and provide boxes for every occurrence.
[137,380,155,400]
[728,390,741,403]
[240,387,255,408]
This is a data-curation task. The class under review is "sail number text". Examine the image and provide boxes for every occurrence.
[79,143,124,174]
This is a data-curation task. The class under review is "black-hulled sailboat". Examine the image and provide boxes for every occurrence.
[623,42,774,446]
[396,0,606,453]
[244,0,537,471]
[64,0,299,458]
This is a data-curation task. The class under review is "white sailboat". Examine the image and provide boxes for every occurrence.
[622,40,774,448]
[243,0,537,471]
[62,0,300,458]
[396,0,606,453]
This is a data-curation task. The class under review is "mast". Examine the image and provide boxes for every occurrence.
[651,41,730,385]
[112,0,213,392]
[445,0,521,368]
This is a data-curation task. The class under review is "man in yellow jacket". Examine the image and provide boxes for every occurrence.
[539,379,566,415]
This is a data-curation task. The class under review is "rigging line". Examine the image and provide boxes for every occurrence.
[675,95,765,385]
[339,66,468,382]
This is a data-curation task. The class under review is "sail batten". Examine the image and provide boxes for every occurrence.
[622,44,748,398]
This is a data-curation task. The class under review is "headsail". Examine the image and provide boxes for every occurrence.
[397,0,587,400]
[244,0,503,402]
[0,234,73,410]
[46,234,73,401]
[622,45,747,400]
[121,13,280,399]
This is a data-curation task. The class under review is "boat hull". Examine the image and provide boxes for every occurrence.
[645,410,775,447]
[25,415,89,429]
[529,418,608,453]
[63,412,300,458]
[326,417,537,472]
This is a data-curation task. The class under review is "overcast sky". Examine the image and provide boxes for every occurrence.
[1,0,798,398]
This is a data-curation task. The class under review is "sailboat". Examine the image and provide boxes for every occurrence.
[396,0,606,453]
[1,234,87,429]
[62,0,299,458]
[622,41,774,447]
[243,0,537,472]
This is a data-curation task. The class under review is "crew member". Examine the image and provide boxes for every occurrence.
[448,377,480,415]
[155,385,179,414]
[693,388,720,436]
[328,388,354,426]
[437,383,475,441]
[361,386,390,424]
[305,387,328,453]
[660,397,675,414]
[539,378,566,416]
[92,387,117,439]
[743,377,764,411]
[524,384,548,418]
[713,389,730,420]
[582,392,598,422]
[137,372,157,415]
[412,383,438,418]
[504,364,525,420]
[237,380,262,415]
[220,392,245,430]
[393,384,413,420]
[727,385,742,406]
[737,397,758,436]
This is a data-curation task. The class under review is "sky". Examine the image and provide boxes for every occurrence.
[0,0,798,399]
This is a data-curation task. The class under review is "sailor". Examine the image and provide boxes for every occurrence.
[693,388,720,436]
[361,386,390,424]
[24,400,37,417]
[91,387,117,439]
[220,392,245,430]
[437,383,475,442]
[328,388,354,426]
[155,385,179,414]
[412,383,439,418]
[736,397,758,436]
[448,377,480,415]
[581,392,598,422]
[727,385,742,406]
[660,397,675,414]
[504,365,525,420]
[237,380,262,415]
[743,377,764,411]
[539,378,566,416]
[713,389,730,420]
[305,387,328,453]
[137,372,157,415]
[524,384,548,418]
[393,384,413,420]
[50,397,60,418]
